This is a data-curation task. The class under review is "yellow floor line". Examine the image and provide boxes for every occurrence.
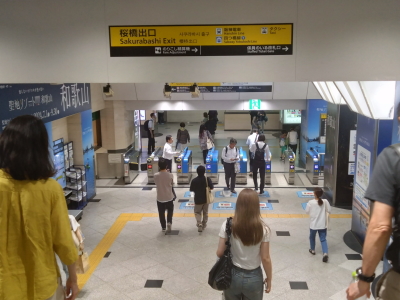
[77,212,351,291]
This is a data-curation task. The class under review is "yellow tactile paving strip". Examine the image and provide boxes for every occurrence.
[77,212,351,290]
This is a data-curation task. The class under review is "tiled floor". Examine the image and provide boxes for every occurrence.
[67,184,379,300]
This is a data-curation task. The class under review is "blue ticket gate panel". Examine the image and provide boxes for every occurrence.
[284,150,295,185]
[265,150,272,185]
[306,149,319,185]
[206,147,219,184]
[146,147,162,184]
[236,147,248,184]
[176,147,193,184]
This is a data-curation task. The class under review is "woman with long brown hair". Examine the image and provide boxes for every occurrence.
[216,189,272,299]
[199,124,213,164]
[305,187,331,262]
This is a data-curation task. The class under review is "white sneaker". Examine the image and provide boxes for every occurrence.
[167,222,172,233]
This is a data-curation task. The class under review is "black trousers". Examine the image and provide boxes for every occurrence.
[165,158,172,172]
[203,149,208,164]
[249,150,254,173]
[147,130,155,154]
[253,160,266,193]
[289,144,297,155]
[157,201,174,229]
[224,162,236,192]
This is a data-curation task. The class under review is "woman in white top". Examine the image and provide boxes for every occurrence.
[305,188,331,262]
[216,189,272,299]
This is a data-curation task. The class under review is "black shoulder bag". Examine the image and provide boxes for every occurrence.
[208,217,233,290]
[386,143,400,272]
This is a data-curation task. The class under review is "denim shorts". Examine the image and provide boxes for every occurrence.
[224,265,263,300]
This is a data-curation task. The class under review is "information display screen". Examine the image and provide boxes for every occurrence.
[53,139,66,188]
[282,109,301,124]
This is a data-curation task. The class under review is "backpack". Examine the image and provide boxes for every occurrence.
[386,143,400,272]
[257,111,268,122]
[144,120,150,131]
[254,143,266,161]
[221,146,237,164]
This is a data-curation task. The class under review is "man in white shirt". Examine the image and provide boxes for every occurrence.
[162,135,180,172]
[288,127,298,155]
[222,138,240,194]
[246,129,258,177]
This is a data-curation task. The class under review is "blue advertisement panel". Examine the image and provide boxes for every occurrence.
[351,114,377,243]
[392,81,400,144]
[0,83,91,131]
[81,110,96,200]
[300,99,327,166]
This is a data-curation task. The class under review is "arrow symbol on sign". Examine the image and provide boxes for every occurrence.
[172,88,176,91]
[283,46,289,51]
[192,48,198,53]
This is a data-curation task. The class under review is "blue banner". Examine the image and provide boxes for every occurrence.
[352,114,377,243]
[81,110,96,200]
[0,83,91,131]
[300,99,327,166]
[392,82,400,144]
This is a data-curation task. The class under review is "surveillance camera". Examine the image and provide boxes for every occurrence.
[164,83,172,98]
[103,84,114,97]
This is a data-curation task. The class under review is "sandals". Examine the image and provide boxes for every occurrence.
[309,249,316,255]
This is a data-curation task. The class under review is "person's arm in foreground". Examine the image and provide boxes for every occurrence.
[216,237,227,258]
[261,242,272,293]
[346,201,394,300]
[66,263,79,300]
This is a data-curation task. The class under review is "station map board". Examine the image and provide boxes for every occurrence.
[109,24,293,57]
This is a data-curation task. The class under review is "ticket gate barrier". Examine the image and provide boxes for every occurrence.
[236,147,248,184]
[147,147,163,184]
[206,147,219,184]
[176,147,193,184]
[123,148,140,184]
[265,150,272,185]
[306,149,320,185]
[284,150,295,185]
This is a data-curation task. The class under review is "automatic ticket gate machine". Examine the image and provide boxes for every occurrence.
[265,150,272,185]
[146,147,163,184]
[306,149,320,185]
[236,147,248,184]
[123,148,140,184]
[284,149,296,185]
[206,147,219,184]
[176,147,193,184]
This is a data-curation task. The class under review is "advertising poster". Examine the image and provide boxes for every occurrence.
[81,109,96,200]
[351,114,377,243]
[53,138,66,189]
[299,99,327,167]
[0,83,91,132]
[391,82,400,144]
[349,130,356,162]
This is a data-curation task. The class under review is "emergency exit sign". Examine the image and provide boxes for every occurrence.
[249,99,261,110]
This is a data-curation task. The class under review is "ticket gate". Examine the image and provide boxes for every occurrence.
[306,149,320,185]
[176,147,193,184]
[265,150,272,185]
[206,147,219,184]
[284,149,296,185]
[146,147,163,184]
[236,147,248,184]
[123,148,140,184]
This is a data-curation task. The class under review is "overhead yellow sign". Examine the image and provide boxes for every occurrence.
[109,24,293,57]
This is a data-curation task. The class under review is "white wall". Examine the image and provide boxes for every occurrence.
[166,110,225,123]
[51,118,69,142]
[0,0,399,83]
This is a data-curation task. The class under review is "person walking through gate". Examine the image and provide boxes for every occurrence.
[288,127,298,155]
[162,135,180,172]
[305,188,331,263]
[222,138,240,194]
[246,129,258,177]
[190,165,214,232]
[250,134,270,195]
[199,124,214,165]
[145,113,156,154]
[176,122,190,151]
[154,158,175,233]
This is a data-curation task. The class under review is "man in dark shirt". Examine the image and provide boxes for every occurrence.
[208,110,218,120]
[347,145,400,300]
[190,165,214,232]
[205,117,218,139]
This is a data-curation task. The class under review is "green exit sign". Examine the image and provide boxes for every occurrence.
[249,99,261,110]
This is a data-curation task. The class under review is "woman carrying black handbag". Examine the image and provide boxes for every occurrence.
[215,189,272,299]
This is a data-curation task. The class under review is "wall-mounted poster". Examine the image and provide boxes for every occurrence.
[53,138,66,189]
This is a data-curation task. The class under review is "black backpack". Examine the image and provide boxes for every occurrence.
[221,146,237,164]
[144,120,150,131]
[386,143,400,272]
[254,143,266,161]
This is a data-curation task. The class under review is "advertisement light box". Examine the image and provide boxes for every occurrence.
[282,109,301,124]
